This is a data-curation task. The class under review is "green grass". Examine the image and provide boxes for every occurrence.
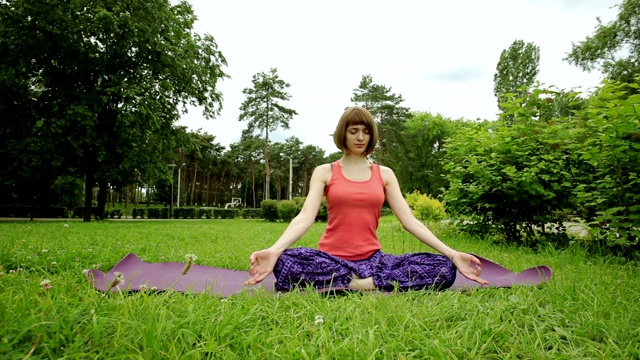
[0,218,638,359]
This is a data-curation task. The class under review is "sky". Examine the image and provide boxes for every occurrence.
[177,0,622,155]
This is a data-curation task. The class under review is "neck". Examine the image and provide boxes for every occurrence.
[340,153,369,165]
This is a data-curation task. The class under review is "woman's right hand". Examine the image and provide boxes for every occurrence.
[245,248,280,286]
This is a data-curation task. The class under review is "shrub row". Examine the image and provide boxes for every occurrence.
[0,205,68,218]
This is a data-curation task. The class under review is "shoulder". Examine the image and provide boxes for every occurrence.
[377,165,398,185]
[311,163,333,183]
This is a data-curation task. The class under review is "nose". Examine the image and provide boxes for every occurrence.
[356,131,364,140]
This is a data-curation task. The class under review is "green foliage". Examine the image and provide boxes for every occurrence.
[277,200,299,222]
[0,0,228,221]
[444,80,640,256]
[132,208,146,219]
[389,112,465,197]
[240,208,262,219]
[351,74,411,165]
[571,80,640,253]
[174,207,198,219]
[239,68,298,200]
[198,208,213,219]
[316,198,328,222]
[261,200,279,222]
[146,208,162,219]
[212,208,239,219]
[106,208,122,219]
[405,191,446,221]
[444,92,577,248]
[565,0,640,84]
[494,39,540,119]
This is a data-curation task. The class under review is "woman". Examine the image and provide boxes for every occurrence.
[245,106,488,292]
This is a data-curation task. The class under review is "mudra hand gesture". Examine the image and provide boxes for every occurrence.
[452,252,488,285]
[245,248,279,286]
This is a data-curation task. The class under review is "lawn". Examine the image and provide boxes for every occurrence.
[0,218,638,359]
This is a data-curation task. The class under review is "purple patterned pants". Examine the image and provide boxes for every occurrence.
[273,247,456,292]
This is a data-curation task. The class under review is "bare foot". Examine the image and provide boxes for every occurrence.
[348,276,375,291]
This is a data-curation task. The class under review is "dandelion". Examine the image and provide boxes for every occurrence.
[9,270,15,274]
[93,263,101,269]
[139,284,149,291]
[63,224,69,227]
[17,268,24,273]
[182,254,198,275]
[82,269,90,276]
[40,279,52,290]
[50,261,57,267]
[314,315,324,326]
[0,272,4,277]
[109,272,125,289]
[41,249,49,253]
[150,286,158,291]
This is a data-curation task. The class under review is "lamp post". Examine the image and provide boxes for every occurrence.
[168,163,176,218]
[280,154,292,200]
[177,163,186,208]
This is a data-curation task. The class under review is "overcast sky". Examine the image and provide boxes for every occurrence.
[177,0,622,155]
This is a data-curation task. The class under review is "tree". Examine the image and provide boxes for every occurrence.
[0,0,228,221]
[565,0,640,84]
[390,112,465,197]
[351,75,411,165]
[493,39,540,118]
[239,68,297,200]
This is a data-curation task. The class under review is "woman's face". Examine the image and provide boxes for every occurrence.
[345,124,370,155]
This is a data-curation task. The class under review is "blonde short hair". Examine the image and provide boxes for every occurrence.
[333,106,378,156]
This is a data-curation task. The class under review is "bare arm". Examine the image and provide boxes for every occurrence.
[245,164,330,285]
[381,166,488,284]
[265,164,330,254]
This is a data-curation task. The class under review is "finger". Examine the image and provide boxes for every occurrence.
[469,255,482,267]
[465,272,489,285]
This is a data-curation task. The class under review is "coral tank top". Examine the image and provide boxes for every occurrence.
[318,161,386,260]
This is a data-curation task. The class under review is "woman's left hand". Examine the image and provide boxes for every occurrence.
[452,252,489,285]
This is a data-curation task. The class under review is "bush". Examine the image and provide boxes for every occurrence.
[132,208,146,219]
[107,208,122,219]
[405,191,446,221]
[277,200,298,222]
[198,208,213,219]
[240,208,262,219]
[160,207,169,219]
[261,200,279,222]
[214,208,239,219]
[316,198,328,222]
[147,208,161,219]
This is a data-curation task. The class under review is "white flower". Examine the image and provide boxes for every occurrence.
[50,262,57,267]
[82,269,90,276]
[63,224,69,227]
[41,249,48,253]
[314,315,324,326]
[40,279,52,290]
[139,284,148,291]
[109,272,125,289]
[182,254,198,275]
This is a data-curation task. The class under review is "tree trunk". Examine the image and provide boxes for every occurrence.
[83,173,94,222]
[190,156,198,206]
[96,180,108,220]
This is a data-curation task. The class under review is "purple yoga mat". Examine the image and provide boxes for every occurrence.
[86,253,552,297]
